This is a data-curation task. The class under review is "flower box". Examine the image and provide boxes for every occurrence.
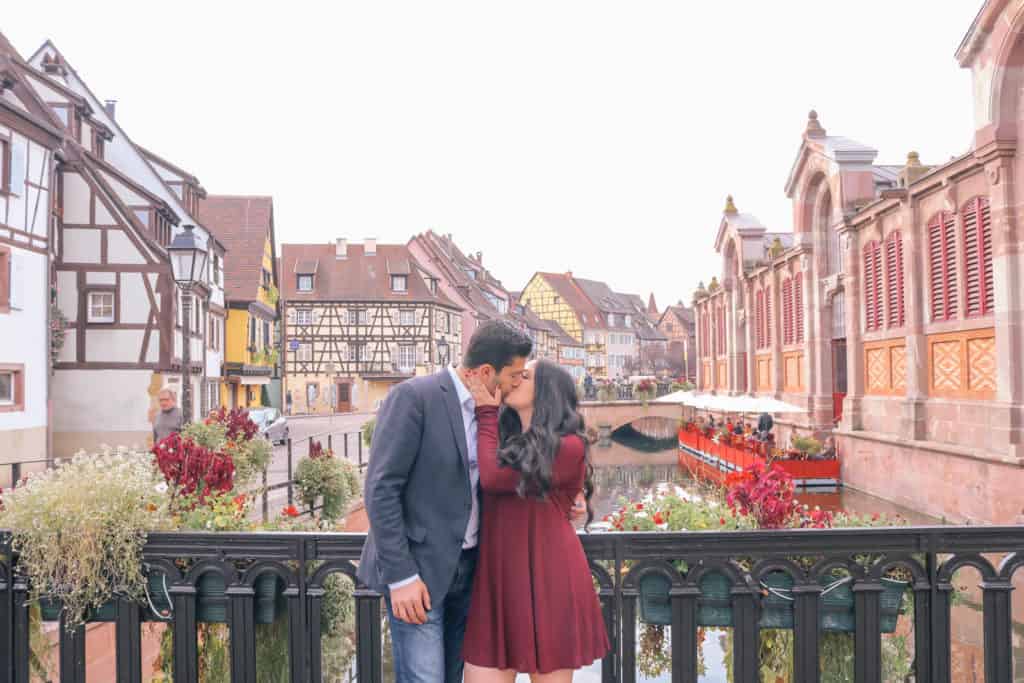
[638,572,907,632]
[145,571,284,624]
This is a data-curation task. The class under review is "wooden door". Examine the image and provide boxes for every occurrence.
[337,382,352,413]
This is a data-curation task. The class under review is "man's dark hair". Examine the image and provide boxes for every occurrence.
[463,320,533,370]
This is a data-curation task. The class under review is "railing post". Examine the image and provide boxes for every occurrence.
[58,618,86,683]
[11,576,28,683]
[853,581,884,683]
[911,580,932,683]
[171,583,199,683]
[344,432,350,463]
[672,587,701,683]
[731,588,759,683]
[288,539,310,683]
[792,584,822,683]
[327,433,333,452]
[228,582,256,683]
[115,596,142,683]
[981,579,1014,683]
[358,435,364,470]
[10,462,20,488]
[354,586,384,683]
[287,438,294,506]
[619,578,638,683]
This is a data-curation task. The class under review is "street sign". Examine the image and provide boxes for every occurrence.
[288,340,300,351]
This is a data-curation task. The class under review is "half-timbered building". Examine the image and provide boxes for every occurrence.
[690,0,1024,524]
[0,33,62,469]
[21,42,227,455]
[280,239,462,414]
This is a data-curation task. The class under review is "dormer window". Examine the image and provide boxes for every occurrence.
[297,274,314,292]
[391,275,408,292]
[429,278,438,295]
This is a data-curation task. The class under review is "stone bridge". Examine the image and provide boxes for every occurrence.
[579,400,682,434]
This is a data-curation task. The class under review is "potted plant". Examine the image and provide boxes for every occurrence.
[362,418,376,449]
[293,440,362,524]
[182,408,272,489]
[791,435,823,459]
[596,381,616,403]
[634,379,656,406]
[0,447,173,629]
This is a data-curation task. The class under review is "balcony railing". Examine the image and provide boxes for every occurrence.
[3,525,1021,682]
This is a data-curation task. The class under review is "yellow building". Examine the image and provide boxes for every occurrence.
[197,196,280,409]
[520,272,608,377]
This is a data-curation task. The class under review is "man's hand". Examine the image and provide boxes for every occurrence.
[570,491,587,523]
[390,578,432,625]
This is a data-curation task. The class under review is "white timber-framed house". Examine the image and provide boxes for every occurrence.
[21,42,227,455]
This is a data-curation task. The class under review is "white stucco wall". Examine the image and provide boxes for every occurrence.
[52,369,153,432]
[0,248,48,431]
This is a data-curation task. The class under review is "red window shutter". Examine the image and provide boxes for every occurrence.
[717,305,725,355]
[765,288,772,346]
[942,212,958,319]
[963,197,994,317]
[782,278,793,344]
[927,215,944,320]
[885,232,904,328]
[794,273,804,343]
[863,242,876,331]
[756,290,764,349]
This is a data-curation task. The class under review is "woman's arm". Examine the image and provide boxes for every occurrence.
[552,435,585,491]
[476,405,522,493]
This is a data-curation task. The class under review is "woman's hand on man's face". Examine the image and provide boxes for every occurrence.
[466,371,502,407]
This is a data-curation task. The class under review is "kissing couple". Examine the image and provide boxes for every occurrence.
[358,320,610,682]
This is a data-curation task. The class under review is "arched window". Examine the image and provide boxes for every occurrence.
[716,304,725,355]
[884,231,905,328]
[927,211,958,321]
[863,240,883,331]
[794,272,804,343]
[755,290,765,349]
[782,277,794,344]
[961,197,993,317]
[764,287,772,346]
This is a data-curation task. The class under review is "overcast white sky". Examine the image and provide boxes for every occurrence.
[6,1,982,308]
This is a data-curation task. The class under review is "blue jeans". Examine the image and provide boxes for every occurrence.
[387,548,478,683]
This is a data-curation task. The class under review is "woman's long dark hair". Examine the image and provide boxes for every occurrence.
[498,360,596,526]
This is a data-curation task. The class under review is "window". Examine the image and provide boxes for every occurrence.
[782,278,794,344]
[9,141,25,196]
[397,344,416,371]
[428,278,438,295]
[92,130,105,159]
[249,317,257,349]
[351,309,369,326]
[625,315,632,327]
[928,211,958,321]
[1,138,10,192]
[352,344,367,362]
[764,288,771,346]
[262,269,271,289]
[961,197,994,317]
[391,275,408,292]
[297,274,314,292]
[0,365,24,412]
[263,320,270,348]
[296,308,313,325]
[716,305,725,354]
[87,290,115,323]
[863,241,883,331]
[399,309,415,326]
[297,343,313,362]
[213,255,221,285]
[884,232,905,328]
[438,311,450,333]
[794,273,804,343]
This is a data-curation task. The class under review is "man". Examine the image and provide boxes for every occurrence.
[153,388,183,444]
[358,321,585,682]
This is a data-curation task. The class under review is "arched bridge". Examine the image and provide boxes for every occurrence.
[579,400,682,434]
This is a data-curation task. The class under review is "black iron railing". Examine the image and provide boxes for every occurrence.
[2,525,1022,682]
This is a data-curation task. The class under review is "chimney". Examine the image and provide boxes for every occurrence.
[365,238,377,256]
[899,151,930,187]
[104,99,117,120]
[335,238,347,259]
[475,251,482,264]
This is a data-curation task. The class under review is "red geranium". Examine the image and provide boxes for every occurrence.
[282,505,300,518]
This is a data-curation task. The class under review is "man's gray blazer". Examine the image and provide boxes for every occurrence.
[357,370,474,602]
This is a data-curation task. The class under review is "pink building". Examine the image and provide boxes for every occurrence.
[692,0,1024,524]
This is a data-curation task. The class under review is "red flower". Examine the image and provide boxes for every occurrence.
[719,517,726,525]
[282,505,300,518]
[233,494,248,510]
[872,512,880,521]
[635,503,644,511]
[652,512,664,525]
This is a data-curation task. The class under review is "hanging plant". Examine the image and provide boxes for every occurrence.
[294,441,362,523]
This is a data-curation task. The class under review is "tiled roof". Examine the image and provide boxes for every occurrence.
[575,278,634,316]
[410,231,510,319]
[279,242,460,308]
[197,196,275,303]
[533,272,605,329]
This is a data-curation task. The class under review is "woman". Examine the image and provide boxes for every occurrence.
[463,360,610,682]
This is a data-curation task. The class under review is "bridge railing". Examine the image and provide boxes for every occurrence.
[2,525,1021,682]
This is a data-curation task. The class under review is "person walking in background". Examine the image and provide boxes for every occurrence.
[153,388,183,444]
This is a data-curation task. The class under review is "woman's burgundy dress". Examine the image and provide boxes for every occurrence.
[462,405,610,673]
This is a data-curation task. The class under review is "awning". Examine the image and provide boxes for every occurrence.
[236,376,270,386]
[654,391,807,414]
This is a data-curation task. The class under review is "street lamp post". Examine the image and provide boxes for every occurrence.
[437,336,450,369]
[168,225,208,424]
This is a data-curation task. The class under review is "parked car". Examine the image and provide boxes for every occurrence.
[248,407,289,445]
